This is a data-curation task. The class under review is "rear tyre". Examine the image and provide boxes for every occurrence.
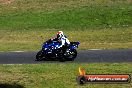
[36,50,44,61]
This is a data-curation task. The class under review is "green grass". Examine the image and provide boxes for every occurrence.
[0,63,132,88]
[0,1,132,88]
[0,3,132,30]
[0,0,132,51]
[0,28,132,51]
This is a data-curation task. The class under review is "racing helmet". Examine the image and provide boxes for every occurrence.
[57,31,64,39]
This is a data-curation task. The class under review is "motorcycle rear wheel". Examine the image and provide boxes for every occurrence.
[36,50,44,61]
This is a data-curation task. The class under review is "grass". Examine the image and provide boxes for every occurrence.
[0,28,132,51]
[0,1,132,88]
[0,63,132,88]
[0,0,132,51]
[0,0,131,13]
[0,3,132,30]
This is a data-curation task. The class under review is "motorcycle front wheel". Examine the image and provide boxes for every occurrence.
[68,49,77,61]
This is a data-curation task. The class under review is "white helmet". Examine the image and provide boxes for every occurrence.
[57,31,64,39]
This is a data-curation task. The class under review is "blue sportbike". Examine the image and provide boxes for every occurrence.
[36,39,80,62]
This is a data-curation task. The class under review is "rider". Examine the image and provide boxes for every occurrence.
[56,31,70,48]
[51,31,70,52]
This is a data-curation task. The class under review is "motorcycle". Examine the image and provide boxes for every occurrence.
[36,39,80,62]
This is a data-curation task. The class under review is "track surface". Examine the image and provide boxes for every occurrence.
[0,49,132,64]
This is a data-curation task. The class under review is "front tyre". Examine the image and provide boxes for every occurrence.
[36,50,43,61]
[68,49,77,61]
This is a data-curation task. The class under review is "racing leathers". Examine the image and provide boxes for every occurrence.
[56,35,70,55]
[57,35,70,48]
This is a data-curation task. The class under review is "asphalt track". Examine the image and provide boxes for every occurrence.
[0,49,132,64]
